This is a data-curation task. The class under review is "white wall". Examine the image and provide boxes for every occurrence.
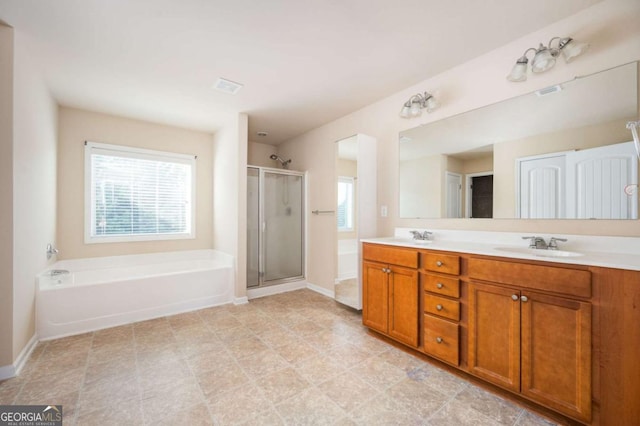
[213,114,248,300]
[0,23,14,369]
[248,141,276,168]
[12,31,58,360]
[278,0,640,292]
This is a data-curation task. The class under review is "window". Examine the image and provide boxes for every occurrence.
[337,176,354,232]
[85,142,196,243]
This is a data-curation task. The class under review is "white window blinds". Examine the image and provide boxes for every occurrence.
[85,142,196,243]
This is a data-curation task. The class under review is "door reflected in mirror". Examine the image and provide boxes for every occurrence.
[399,61,639,219]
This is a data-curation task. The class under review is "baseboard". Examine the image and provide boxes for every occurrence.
[247,280,307,300]
[14,334,38,376]
[233,296,249,305]
[0,364,14,381]
[306,282,335,299]
[0,334,38,380]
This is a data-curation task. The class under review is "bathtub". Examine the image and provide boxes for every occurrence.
[36,250,234,340]
[337,238,358,280]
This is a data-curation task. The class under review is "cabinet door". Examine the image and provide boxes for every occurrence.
[521,291,592,423]
[362,261,389,334]
[388,265,419,347]
[468,282,521,392]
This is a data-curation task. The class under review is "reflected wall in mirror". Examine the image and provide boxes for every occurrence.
[335,135,359,310]
[399,61,639,219]
[334,134,377,310]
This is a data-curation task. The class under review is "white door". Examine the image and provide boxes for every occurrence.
[518,153,566,218]
[445,172,462,218]
[566,141,638,219]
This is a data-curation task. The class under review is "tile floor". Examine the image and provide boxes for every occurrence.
[0,289,559,425]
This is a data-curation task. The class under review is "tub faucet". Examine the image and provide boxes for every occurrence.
[410,230,432,241]
[46,243,59,260]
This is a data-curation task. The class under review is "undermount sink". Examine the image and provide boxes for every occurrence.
[494,246,583,258]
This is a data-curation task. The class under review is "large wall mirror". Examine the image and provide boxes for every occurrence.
[399,61,639,220]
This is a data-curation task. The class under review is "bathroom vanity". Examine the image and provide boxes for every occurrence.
[361,235,640,426]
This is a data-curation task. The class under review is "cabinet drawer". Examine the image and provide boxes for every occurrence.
[421,252,460,275]
[423,314,459,366]
[363,244,418,268]
[424,293,460,321]
[468,258,591,299]
[422,273,460,298]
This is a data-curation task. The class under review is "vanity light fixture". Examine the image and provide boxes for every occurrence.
[399,91,439,118]
[506,36,589,82]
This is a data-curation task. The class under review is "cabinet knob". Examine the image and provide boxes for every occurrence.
[511,294,519,301]
[436,261,443,267]
[436,304,443,311]
[436,337,443,344]
[436,283,444,289]
[521,295,529,302]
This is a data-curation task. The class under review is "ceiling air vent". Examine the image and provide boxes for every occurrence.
[535,84,562,97]
[213,78,243,95]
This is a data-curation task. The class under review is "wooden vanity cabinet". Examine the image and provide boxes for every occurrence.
[420,251,462,366]
[361,242,640,426]
[362,245,419,347]
[468,258,592,423]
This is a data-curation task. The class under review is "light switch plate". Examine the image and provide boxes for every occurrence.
[381,205,388,217]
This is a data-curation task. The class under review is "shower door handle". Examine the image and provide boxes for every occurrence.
[262,222,266,232]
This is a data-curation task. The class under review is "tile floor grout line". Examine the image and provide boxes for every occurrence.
[166,314,216,425]
[132,322,149,426]
[72,331,95,426]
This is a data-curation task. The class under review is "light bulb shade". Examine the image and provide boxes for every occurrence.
[399,103,411,118]
[425,96,439,112]
[531,47,556,73]
[409,101,422,117]
[506,61,528,82]
[560,39,589,63]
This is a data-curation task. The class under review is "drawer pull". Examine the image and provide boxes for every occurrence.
[436,261,443,267]
[436,337,443,344]
[521,295,529,302]
[436,283,444,289]
[511,294,519,301]
[436,304,443,311]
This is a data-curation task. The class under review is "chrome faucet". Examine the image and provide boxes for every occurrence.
[522,236,548,249]
[46,243,59,260]
[410,230,432,241]
[547,237,567,250]
[522,236,567,250]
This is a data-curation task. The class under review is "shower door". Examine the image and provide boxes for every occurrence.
[247,167,305,288]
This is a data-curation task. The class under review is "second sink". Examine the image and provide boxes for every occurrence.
[494,246,583,258]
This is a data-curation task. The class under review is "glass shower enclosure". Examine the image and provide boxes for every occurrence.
[247,167,305,288]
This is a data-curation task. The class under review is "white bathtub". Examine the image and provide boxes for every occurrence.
[36,250,234,339]
[337,239,358,280]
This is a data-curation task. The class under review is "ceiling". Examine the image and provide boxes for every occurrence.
[0,0,601,145]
